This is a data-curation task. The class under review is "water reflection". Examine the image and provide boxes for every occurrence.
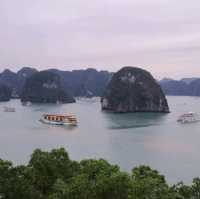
[103,112,168,130]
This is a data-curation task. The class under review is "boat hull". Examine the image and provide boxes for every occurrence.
[177,119,200,124]
[177,112,200,124]
[39,118,77,126]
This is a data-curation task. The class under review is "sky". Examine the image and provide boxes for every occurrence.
[0,0,200,79]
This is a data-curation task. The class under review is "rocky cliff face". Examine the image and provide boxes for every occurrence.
[0,67,37,98]
[160,78,200,96]
[47,68,112,97]
[21,71,75,103]
[0,67,112,98]
[0,84,12,102]
[17,67,38,95]
[0,69,18,90]
[101,67,169,113]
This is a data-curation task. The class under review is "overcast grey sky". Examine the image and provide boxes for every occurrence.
[0,0,200,78]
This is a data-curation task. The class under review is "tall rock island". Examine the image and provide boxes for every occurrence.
[101,67,169,113]
[21,71,75,103]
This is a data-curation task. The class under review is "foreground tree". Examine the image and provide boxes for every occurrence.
[191,178,200,199]
[27,148,80,198]
[130,165,174,199]
[0,148,199,199]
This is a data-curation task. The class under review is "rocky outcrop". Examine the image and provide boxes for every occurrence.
[160,79,188,96]
[0,67,112,98]
[0,67,37,98]
[160,78,200,96]
[17,67,38,95]
[47,68,113,97]
[0,84,12,102]
[0,69,18,90]
[21,71,75,103]
[101,67,169,113]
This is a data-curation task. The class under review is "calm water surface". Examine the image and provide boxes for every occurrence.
[0,96,200,184]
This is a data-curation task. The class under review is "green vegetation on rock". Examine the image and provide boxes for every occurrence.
[0,148,199,199]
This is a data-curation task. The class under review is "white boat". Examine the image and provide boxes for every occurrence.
[39,114,77,126]
[177,112,200,123]
[77,97,99,103]
[3,106,16,112]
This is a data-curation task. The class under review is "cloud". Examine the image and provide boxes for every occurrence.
[0,0,200,78]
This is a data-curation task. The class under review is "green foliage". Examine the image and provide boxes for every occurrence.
[191,178,200,199]
[0,161,40,199]
[130,165,173,199]
[79,159,120,179]
[0,148,199,199]
[171,182,192,199]
[28,148,80,197]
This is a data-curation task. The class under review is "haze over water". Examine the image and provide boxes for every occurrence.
[0,96,200,184]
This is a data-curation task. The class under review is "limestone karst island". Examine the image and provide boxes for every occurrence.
[101,67,169,113]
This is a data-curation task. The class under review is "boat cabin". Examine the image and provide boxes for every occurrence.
[44,114,77,122]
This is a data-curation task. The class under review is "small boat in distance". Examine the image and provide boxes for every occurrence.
[177,112,200,124]
[22,101,32,106]
[3,106,16,112]
[40,114,77,126]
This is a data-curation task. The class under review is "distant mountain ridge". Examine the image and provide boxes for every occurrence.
[0,67,113,99]
[180,78,200,84]
[0,67,38,98]
[160,77,200,96]
[1,67,200,100]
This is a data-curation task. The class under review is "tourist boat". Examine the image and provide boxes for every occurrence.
[177,112,200,123]
[39,114,77,126]
[3,106,16,112]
